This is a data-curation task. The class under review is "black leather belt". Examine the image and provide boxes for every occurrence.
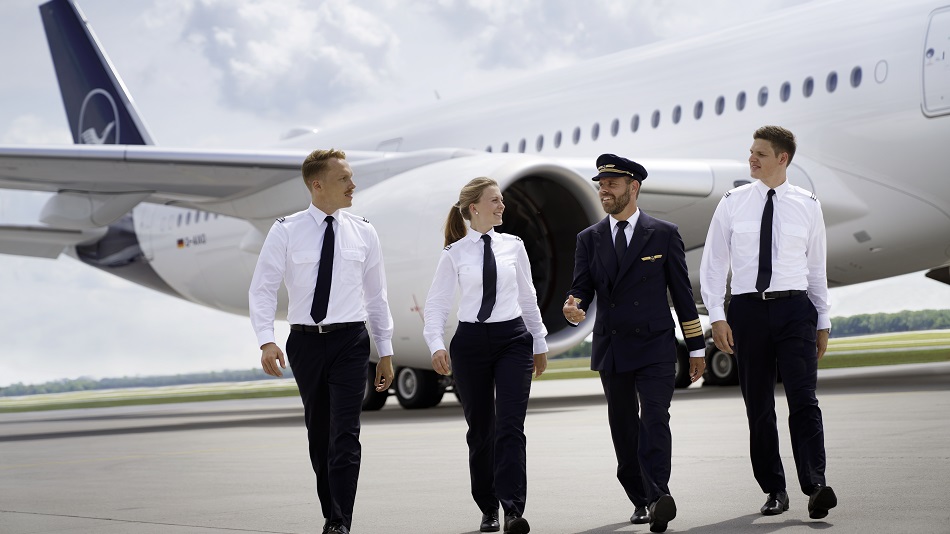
[291,322,364,334]
[737,290,807,301]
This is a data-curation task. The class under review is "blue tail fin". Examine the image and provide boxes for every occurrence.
[40,0,153,145]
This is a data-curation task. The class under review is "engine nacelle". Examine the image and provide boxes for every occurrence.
[356,153,603,369]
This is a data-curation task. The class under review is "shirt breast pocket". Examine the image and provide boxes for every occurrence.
[779,224,808,261]
[340,248,366,284]
[290,250,320,287]
[731,221,760,257]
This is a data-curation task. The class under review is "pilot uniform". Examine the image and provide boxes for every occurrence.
[424,228,547,530]
[567,155,706,525]
[249,203,394,533]
[699,179,832,504]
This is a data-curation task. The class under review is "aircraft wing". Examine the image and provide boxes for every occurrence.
[0,145,480,224]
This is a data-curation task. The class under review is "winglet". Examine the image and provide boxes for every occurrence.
[40,0,154,145]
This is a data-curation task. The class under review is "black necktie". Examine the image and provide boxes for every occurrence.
[310,215,334,324]
[615,220,629,261]
[477,234,496,323]
[755,189,776,293]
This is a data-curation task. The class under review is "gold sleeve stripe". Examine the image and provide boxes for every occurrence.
[683,327,704,336]
[681,319,701,329]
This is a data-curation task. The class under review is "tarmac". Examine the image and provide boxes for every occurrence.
[1,362,949,533]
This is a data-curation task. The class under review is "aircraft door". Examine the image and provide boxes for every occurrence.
[922,6,950,117]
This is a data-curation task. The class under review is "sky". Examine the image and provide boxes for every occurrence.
[2,0,949,387]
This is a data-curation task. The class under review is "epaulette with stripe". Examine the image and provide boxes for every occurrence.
[276,217,285,223]
[444,244,453,251]
[724,191,731,198]
[810,192,818,201]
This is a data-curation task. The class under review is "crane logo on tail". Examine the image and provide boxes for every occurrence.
[77,88,119,144]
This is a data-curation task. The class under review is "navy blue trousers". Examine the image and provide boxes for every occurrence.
[600,360,675,507]
[450,317,534,517]
[286,325,369,530]
[729,293,827,495]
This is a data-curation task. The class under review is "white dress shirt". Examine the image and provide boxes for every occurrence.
[249,203,395,355]
[700,179,831,330]
[423,228,549,355]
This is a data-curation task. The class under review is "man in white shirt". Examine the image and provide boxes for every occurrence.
[249,149,395,534]
[700,126,837,521]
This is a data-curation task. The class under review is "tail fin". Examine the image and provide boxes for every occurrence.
[40,0,153,145]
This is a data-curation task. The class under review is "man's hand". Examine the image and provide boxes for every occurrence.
[817,329,830,360]
[689,357,706,382]
[711,320,734,354]
[375,356,394,392]
[533,353,547,378]
[261,342,286,377]
[562,295,585,324]
[431,349,451,376]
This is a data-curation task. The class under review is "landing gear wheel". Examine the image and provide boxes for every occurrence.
[395,367,444,409]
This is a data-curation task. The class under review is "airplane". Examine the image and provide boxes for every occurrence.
[1,0,949,410]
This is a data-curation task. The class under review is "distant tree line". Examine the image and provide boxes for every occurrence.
[5,309,949,396]
[830,309,950,338]
[0,368,293,397]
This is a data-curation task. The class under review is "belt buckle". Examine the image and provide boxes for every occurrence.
[317,324,328,334]
[760,291,774,301]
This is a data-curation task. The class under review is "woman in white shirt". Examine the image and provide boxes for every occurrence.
[424,177,548,534]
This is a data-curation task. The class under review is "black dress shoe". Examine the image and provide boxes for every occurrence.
[630,505,651,524]
[322,519,330,534]
[760,490,790,515]
[326,525,349,534]
[808,485,837,519]
[503,513,530,534]
[480,509,500,532]
[648,494,676,533]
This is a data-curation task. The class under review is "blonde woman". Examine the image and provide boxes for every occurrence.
[423,177,547,534]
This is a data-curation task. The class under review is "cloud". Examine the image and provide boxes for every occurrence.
[157,0,401,120]
[1,115,71,145]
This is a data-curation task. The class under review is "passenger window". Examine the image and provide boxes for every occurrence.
[518,139,526,153]
[536,135,544,152]
[573,127,581,144]
[610,118,619,137]
[780,82,791,102]
[850,66,862,88]
[651,110,660,128]
[672,105,682,124]
[591,123,600,141]
[715,96,725,115]
[694,100,703,120]
[736,91,747,111]
[827,71,838,93]
[803,77,814,97]
[501,142,509,153]
[758,86,768,106]
[631,114,640,132]
[554,131,562,148]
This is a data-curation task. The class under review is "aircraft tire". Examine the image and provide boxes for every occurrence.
[395,367,444,409]
[706,349,739,386]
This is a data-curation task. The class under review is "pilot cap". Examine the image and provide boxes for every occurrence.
[592,154,647,182]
